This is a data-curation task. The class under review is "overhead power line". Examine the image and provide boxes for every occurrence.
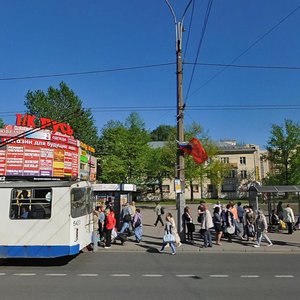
[189,4,300,96]
[88,104,300,113]
[2,104,300,117]
[185,0,214,103]
[1,60,300,83]
[184,62,300,70]
[0,63,175,81]
[0,109,82,148]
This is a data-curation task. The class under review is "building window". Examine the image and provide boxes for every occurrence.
[241,170,247,179]
[240,157,246,164]
[192,185,199,192]
[207,184,213,192]
[226,170,236,178]
[221,184,236,192]
[162,185,170,193]
[221,157,229,164]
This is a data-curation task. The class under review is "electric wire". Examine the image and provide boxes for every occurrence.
[188,4,300,98]
[0,60,300,83]
[0,109,82,147]
[185,0,214,104]
[88,104,300,113]
[1,104,300,119]
[184,62,300,70]
[183,0,195,59]
[0,63,175,81]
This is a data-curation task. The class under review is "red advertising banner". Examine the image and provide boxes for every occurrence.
[0,136,79,179]
[0,124,92,180]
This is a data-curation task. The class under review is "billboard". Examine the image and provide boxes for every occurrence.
[0,125,79,178]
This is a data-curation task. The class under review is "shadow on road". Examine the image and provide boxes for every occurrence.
[0,254,78,267]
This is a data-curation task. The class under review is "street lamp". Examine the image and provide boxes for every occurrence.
[165,0,192,242]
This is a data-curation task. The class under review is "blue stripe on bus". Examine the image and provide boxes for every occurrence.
[0,244,80,258]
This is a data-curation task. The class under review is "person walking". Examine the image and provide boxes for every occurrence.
[133,208,143,243]
[253,210,273,247]
[154,202,164,226]
[283,204,295,234]
[159,215,176,255]
[119,203,133,234]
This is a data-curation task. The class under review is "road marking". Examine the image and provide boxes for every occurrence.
[77,274,99,277]
[45,273,67,276]
[176,274,197,278]
[241,275,260,278]
[209,275,229,278]
[110,274,131,277]
[142,274,163,277]
[13,273,36,276]
[275,275,294,278]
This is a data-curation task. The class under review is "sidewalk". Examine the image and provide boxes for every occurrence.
[96,204,300,254]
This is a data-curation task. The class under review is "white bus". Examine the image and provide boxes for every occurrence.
[0,180,93,258]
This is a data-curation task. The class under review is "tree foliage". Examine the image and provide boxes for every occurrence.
[24,82,99,146]
[265,119,300,185]
[98,113,151,184]
[150,125,176,141]
[0,118,4,128]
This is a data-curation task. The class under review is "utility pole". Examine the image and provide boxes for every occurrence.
[165,0,192,242]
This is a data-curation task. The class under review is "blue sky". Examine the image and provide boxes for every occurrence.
[1,0,300,149]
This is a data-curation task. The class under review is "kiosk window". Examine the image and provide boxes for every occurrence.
[10,188,52,219]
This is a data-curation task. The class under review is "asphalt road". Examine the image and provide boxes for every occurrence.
[1,253,300,300]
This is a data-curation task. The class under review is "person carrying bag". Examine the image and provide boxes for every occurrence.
[159,216,176,255]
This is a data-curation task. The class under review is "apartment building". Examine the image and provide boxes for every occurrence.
[148,140,270,200]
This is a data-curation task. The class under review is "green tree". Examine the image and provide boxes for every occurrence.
[145,143,175,199]
[98,113,151,184]
[265,119,300,185]
[150,125,176,141]
[97,120,128,183]
[0,118,4,128]
[24,82,98,146]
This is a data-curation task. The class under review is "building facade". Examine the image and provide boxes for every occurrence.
[147,140,270,200]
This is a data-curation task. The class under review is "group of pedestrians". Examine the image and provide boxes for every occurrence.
[92,200,143,251]
[92,199,299,254]
[179,201,298,249]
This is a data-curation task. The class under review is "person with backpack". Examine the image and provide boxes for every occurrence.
[119,202,133,234]
[244,206,256,241]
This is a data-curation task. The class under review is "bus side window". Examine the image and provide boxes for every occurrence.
[10,188,52,220]
[10,189,31,219]
[30,188,52,219]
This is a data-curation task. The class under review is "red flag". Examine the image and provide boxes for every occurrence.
[179,138,208,164]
